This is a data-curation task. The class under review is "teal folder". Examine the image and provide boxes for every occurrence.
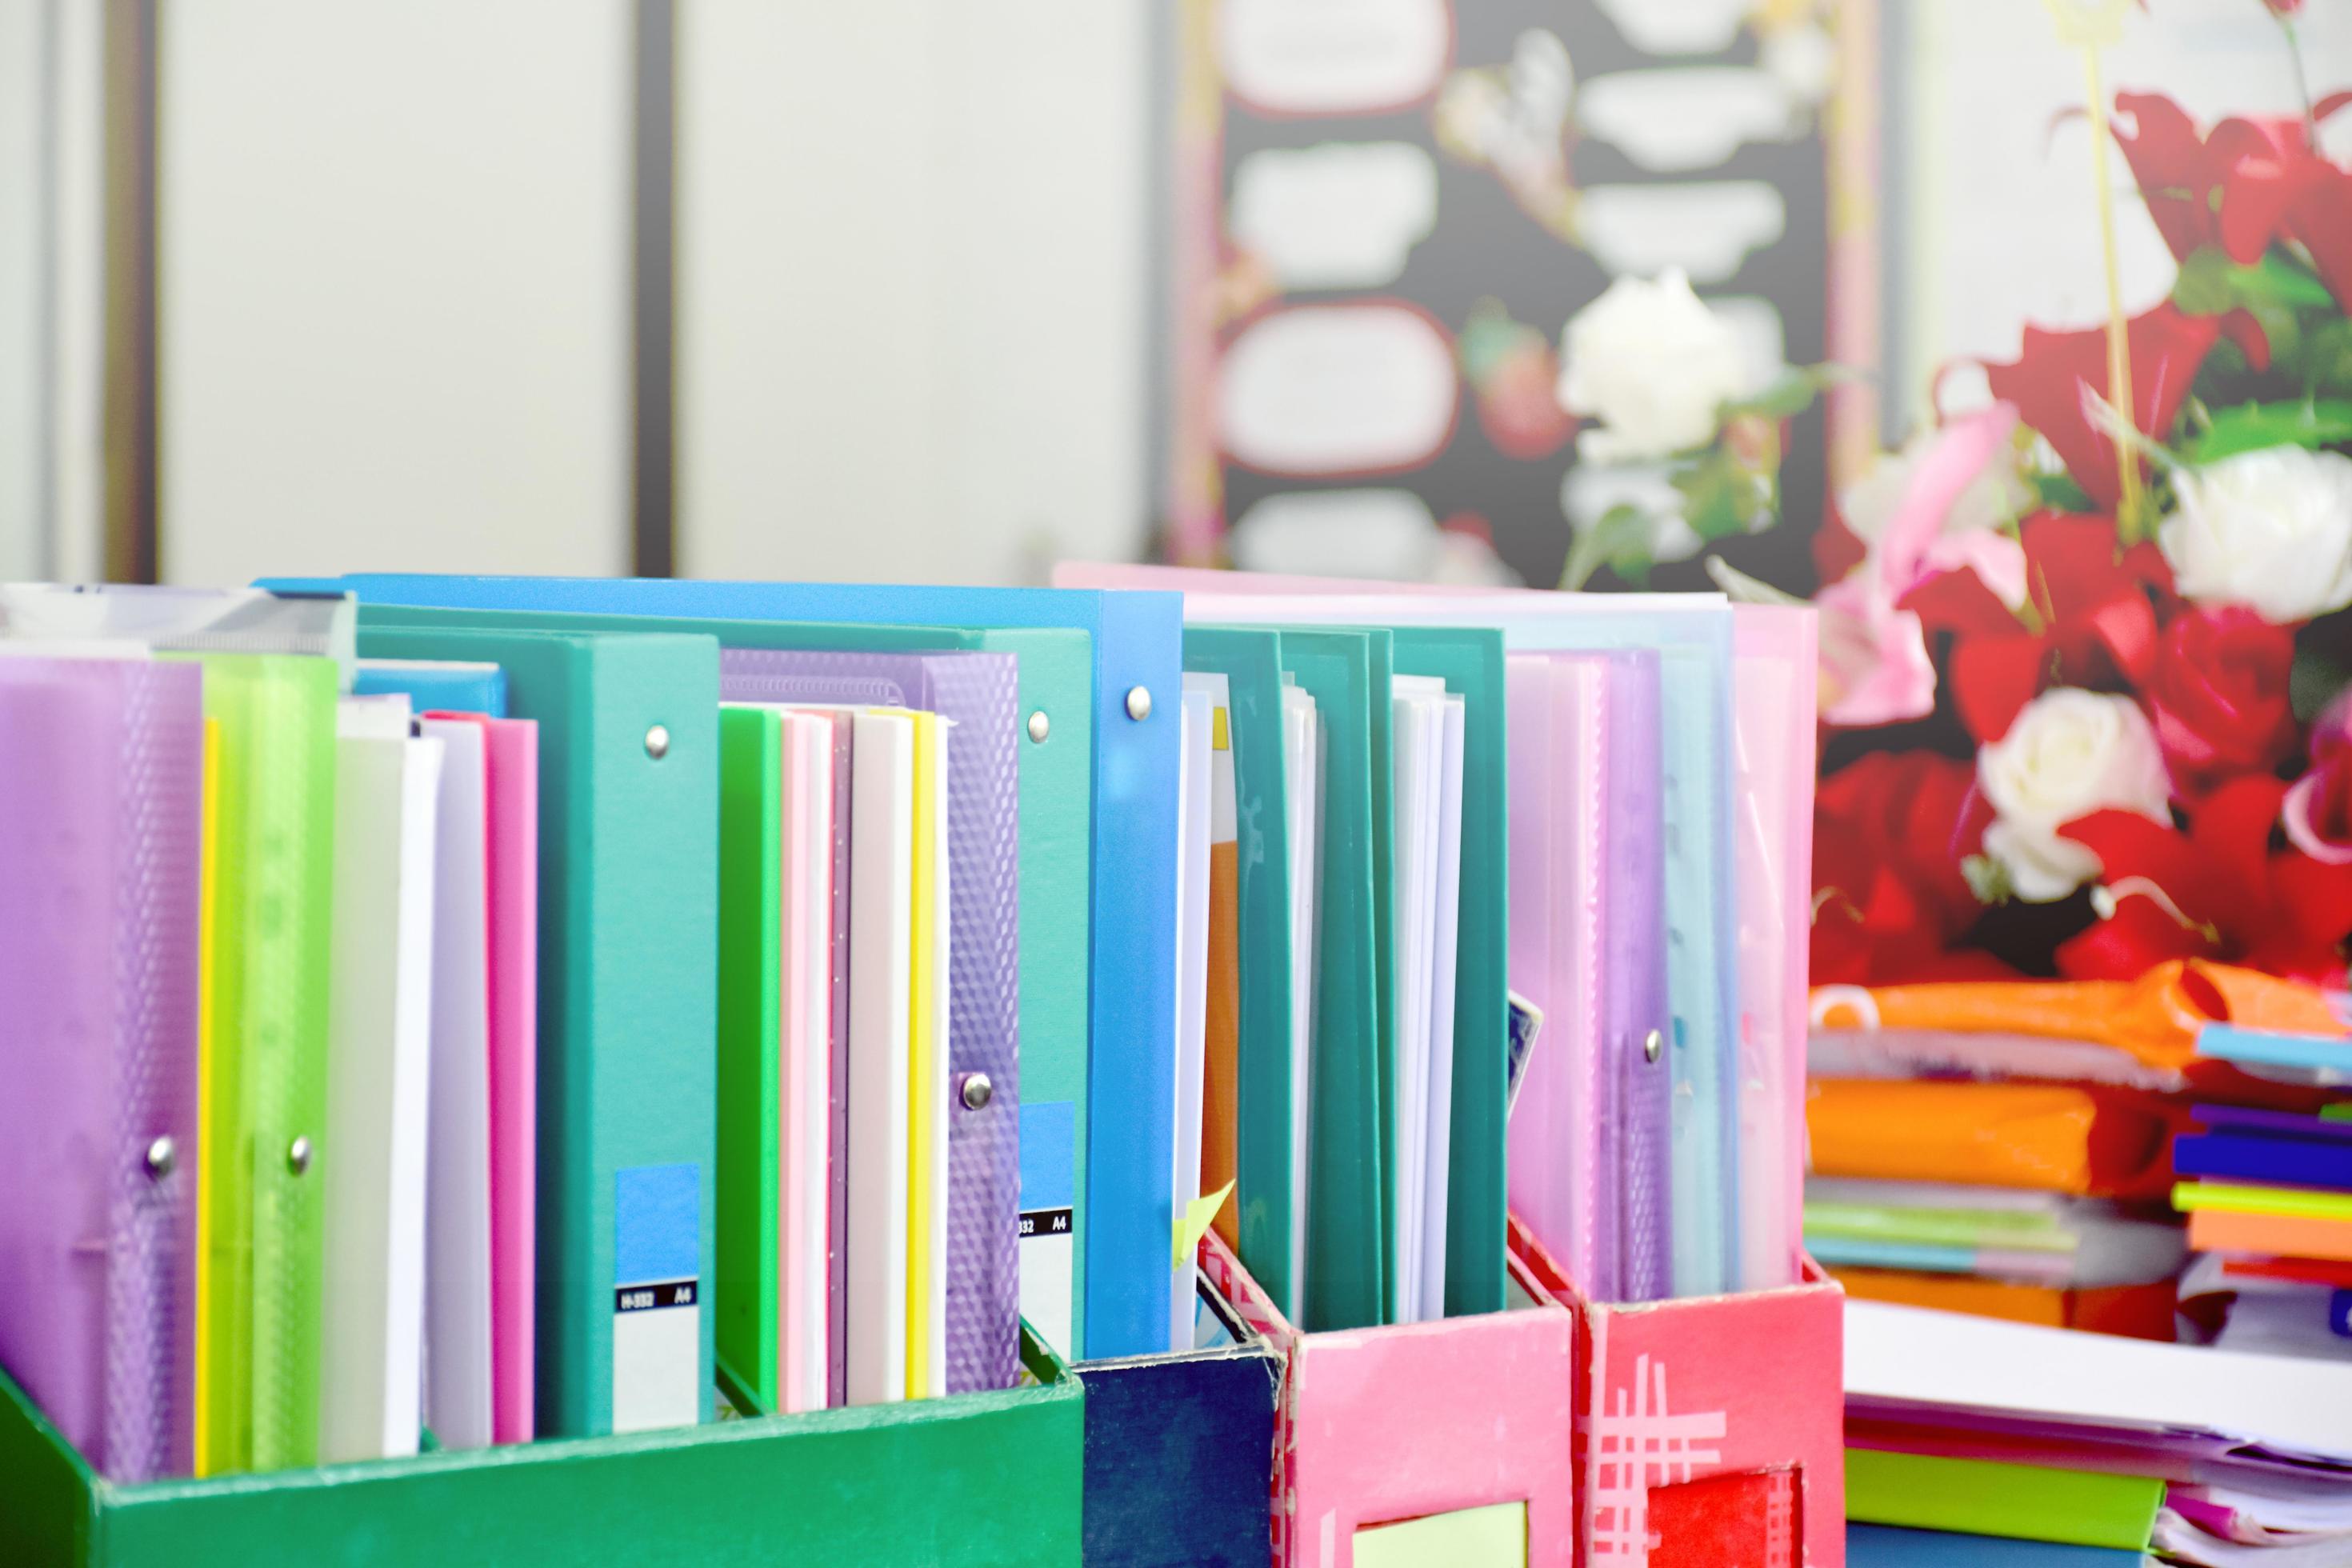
[1273,628,1390,1331]
[347,602,1097,1361]
[1389,627,1509,1318]
[1179,628,1298,1315]
[358,625,720,1437]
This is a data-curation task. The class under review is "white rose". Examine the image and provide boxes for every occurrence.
[2158,446,2352,625]
[1556,270,1747,464]
[1762,22,1838,106]
[1978,688,2171,903]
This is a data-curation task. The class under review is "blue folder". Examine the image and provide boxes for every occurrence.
[259,573,1185,1360]
[2174,1131,2352,1192]
[1849,1525,2147,1566]
[351,657,507,715]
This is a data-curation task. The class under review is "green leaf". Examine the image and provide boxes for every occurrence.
[1721,362,1860,423]
[2304,318,2352,395]
[2186,399,2352,463]
[1560,503,1654,590]
[2030,472,2098,514]
[2174,246,2337,317]
[1672,454,1754,542]
[1962,854,2014,907]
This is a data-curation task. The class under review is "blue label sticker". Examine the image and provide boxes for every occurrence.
[615,1162,699,1286]
[1020,1101,1076,1214]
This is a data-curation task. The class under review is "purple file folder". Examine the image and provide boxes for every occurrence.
[0,658,205,1480]
[722,650,1020,1395]
[1505,650,1670,1304]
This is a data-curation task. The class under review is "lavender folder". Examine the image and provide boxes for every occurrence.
[0,658,205,1479]
[722,649,1020,1394]
[1505,650,1670,1304]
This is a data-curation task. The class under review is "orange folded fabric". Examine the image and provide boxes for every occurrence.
[1810,960,2338,1074]
[1831,1268,2176,1341]
[2189,1209,2352,1265]
[1806,1079,2182,1198]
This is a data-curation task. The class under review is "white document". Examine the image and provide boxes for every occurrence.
[1282,683,1322,1323]
[778,711,835,1414]
[319,702,442,1462]
[1846,1299,2352,1464]
[847,710,914,1406]
[420,717,494,1450]
[1170,685,1217,1353]
[1390,676,1450,1322]
[1420,691,1466,1322]
[921,714,951,1400]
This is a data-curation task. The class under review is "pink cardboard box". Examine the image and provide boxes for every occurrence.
[1202,1232,1578,1566]
[1508,1218,1845,1568]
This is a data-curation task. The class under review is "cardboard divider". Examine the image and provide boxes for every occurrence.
[1202,1231,1578,1566]
[1509,1218,1846,1568]
[0,1325,1082,1566]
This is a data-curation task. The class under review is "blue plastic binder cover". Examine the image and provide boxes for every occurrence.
[2174,1132,2352,1190]
[358,623,720,1436]
[263,574,1184,1361]
[352,658,507,715]
[1848,1526,2147,1566]
[2196,1024,2352,1078]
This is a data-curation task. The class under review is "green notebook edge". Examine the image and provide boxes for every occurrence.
[715,707,784,1408]
[1846,1448,2164,1551]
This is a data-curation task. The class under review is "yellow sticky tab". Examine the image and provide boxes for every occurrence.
[1177,1180,1237,1267]
[1211,704,1229,752]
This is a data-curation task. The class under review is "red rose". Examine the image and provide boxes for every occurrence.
[2145,606,2299,798]
[1813,750,1997,984]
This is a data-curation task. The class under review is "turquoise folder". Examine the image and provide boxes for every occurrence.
[263,575,1176,1361]
[1271,628,1390,1331]
[1389,627,1509,1318]
[1179,628,1297,1315]
[338,601,1098,1362]
[358,624,720,1437]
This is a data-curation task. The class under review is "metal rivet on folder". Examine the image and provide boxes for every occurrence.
[1125,686,1152,722]
[286,1135,313,1176]
[1642,1029,1664,1065]
[1026,710,1050,744]
[960,1072,994,1111]
[644,724,671,760]
[143,1136,176,1181]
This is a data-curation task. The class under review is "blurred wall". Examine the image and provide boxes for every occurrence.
[0,0,38,581]
[675,0,1151,584]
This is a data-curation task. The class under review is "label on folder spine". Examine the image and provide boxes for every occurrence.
[1019,1102,1077,1358]
[614,1163,700,1434]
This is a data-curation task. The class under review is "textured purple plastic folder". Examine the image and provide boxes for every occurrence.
[1505,650,1670,1304]
[722,649,1020,1394]
[0,658,205,1480]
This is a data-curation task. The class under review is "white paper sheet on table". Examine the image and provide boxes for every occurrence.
[1282,682,1321,1326]
[1170,683,1216,1353]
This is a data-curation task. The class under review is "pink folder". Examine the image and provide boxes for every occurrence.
[427,711,538,1443]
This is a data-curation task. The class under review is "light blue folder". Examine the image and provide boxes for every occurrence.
[260,574,1184,1360]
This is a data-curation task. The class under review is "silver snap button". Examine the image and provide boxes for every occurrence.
[644,724,671,760]
[1124,686,1152,722]
[1026,710,1050,743]
[144,1135,176,1180]
[1642,1029,1664,1065]
[960,1072,994,1111]
[287,1135,313,1176]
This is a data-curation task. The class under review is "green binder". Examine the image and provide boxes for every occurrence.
[1389,628,1509,1318]
[358,624,721,1438]
[186,654,338,1474]
[1271,628,1390,1332]
[715,707,785,1408]
[351,603,1097,1360]
[1846,1449,2164,1551]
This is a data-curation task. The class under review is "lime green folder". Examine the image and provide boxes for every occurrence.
[350,602,1097,1359]
[717,707,785,1408]
[1273,628,1390,1331]
[1180,628,1298,1314]
[1846,1449,2163,1550]
[184,653,338,1476]
[1390,628,1509,1318]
